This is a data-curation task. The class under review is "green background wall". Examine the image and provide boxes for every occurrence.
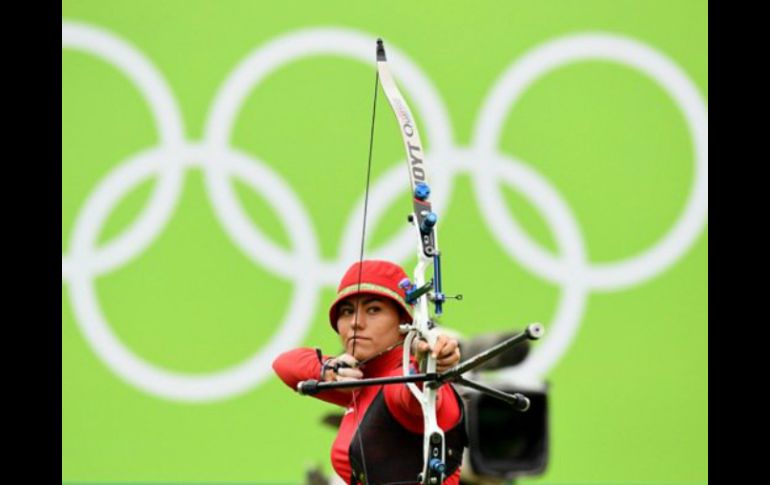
[62,1,707,483]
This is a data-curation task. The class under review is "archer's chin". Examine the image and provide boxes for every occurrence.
[349,346,371,361]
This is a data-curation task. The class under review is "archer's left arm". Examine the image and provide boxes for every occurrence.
[383,380,463,434]
[383,332,463,433]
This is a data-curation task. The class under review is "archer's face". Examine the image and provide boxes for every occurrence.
[336,294,403,362]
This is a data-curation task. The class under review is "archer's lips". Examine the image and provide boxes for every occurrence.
[347,336,371,344]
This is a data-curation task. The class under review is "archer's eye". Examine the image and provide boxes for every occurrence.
[367,305,382,314]
[339,306,354,315]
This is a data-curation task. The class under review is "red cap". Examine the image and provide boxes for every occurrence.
[329,260,414,332]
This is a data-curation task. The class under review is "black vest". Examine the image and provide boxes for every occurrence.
[348,385,467,485]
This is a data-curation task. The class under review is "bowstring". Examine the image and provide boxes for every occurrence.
[349,59,380,485]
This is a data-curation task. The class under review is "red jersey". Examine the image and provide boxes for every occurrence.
[273,346,464,484]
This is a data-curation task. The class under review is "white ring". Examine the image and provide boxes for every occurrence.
[473,33,708,290]
[468,148,590,378]
[65,143,319,401]
[62,22,186,277]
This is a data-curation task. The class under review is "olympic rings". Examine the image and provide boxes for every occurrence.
[62,23,707,402]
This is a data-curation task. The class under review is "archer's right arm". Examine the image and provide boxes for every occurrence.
[272,348,351,407]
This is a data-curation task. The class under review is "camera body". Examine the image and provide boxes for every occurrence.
[455,330,549,482]
[459,381,549,481]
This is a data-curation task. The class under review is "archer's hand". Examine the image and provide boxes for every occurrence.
[415,333,461,373]
[322,353,363,392]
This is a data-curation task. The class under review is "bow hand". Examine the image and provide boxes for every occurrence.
[414,332,462,373]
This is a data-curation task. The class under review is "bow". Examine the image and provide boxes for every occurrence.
[297,38,544,485]
[374,38,447,483]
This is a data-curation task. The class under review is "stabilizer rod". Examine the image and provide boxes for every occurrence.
[436,323,544,381]
[298,372,439,395]
[453,376,530,411]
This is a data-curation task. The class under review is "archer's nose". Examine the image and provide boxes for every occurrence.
[351,310,367,329]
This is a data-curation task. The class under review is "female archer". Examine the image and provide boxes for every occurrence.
[272,259,468,484]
